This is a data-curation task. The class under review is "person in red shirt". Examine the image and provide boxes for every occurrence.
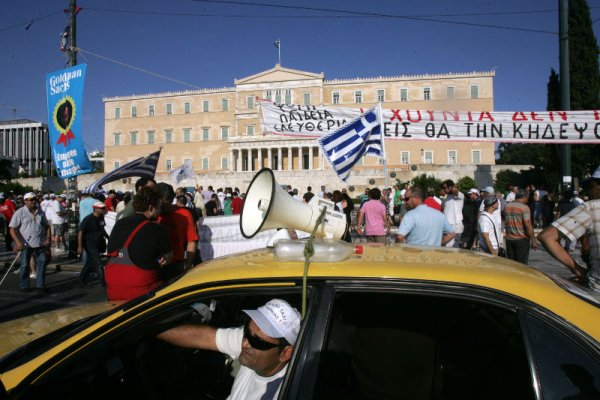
[424,189,442,211]
[0,195,16,249]
[230,191,244,215]
[104,190,118,211]
[156,183,199,280]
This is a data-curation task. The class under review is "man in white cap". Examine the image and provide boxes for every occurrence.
[539,165,600,289]
[9,192,51,292]
[158,298,301,399]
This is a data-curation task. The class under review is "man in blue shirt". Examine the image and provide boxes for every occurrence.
[395,187,455,247]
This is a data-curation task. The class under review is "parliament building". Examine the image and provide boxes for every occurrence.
[103,64,495,190]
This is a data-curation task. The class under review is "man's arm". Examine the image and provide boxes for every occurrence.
[523,216,539,250]
[157,324,219,351]
[356,209,365,235]
[538,226,587,279]
[10,227,24,251]
[441,232,456,246]
[77,230,84,256]
[481,232,496,256]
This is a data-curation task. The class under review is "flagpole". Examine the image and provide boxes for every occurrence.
[379,103,388,189]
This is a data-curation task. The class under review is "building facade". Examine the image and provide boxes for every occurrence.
[104,65,495,187]
[0,119,53,177]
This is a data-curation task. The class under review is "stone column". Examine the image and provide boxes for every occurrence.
[237,149,242,172]
[229,149,234,172]
[288,147,293,170]
[267,147,273,169]
[258,148,263,169]
[308,146,313,170]
[249,148,254,172]
[277,147,282,170]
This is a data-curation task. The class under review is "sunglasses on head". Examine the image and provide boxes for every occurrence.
[243,322,283,351]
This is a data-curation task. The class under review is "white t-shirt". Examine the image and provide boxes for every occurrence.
[442,192,464,233]
[216,327,287,400]
[50,200,65,224]
[478,211,500,251]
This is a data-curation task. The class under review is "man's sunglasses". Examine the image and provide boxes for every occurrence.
[243,322,282,351]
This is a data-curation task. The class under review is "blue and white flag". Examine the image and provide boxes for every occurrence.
[83,150,161,193]
[170,160,196,184]
[319,105,384,182]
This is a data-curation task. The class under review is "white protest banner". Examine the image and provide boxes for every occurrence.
[260,101,600,144]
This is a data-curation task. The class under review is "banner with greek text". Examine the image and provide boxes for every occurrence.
[46,64,93,178]
[260,101,600,144]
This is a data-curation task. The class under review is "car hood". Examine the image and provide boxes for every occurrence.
[0,302,119,357]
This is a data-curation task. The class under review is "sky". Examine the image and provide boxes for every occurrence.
[2,0,600,152]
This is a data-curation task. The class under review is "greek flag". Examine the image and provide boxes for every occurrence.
[319,105,384,182]
[83,150,161,193]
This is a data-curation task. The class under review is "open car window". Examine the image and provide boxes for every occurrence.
[15,289,304,400]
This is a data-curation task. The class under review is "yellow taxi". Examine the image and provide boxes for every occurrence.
[1,243,600,399]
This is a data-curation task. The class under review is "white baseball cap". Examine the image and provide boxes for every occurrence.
[243,299,301,345]
[467,188,479,195]
[23,192,36,200]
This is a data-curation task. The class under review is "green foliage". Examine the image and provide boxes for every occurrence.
[0,181,34,195]
[411,174,442,195]
[456,176,476,193]
[17,172,29,179]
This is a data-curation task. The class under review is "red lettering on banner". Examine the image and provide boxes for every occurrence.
[390,109,402,122]
[479,112,494,122]
[426,110,435,121]
[594,110,600,120]
[530,112,543,121]
[443,111,460,121]
[512,112,527,121]
[467,111,474,121]
[406,110,422,123]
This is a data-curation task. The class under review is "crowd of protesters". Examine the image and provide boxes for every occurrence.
[1,165,598,295]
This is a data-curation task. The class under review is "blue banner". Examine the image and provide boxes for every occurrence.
[46,64,93,178]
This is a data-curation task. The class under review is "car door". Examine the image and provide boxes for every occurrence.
[289,281,600,400]
[2,283,314,400]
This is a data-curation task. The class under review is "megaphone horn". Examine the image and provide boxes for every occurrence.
[240,168,347,240]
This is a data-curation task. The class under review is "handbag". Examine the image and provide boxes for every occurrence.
[483,215,506,257]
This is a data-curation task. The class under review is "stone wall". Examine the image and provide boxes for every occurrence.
[14,164,533,195]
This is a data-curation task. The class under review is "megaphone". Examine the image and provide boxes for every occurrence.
[240,168,347,241]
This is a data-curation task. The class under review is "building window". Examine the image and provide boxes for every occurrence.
[285,89,291,105]
[471,85,479,99]
[183,128,191,143]
[303,92,311,106]
[202,100,209,112]
[246,125,254,136]
[400,88,408,101]
[184,102,191,114]
[202,127,209,141]
[222,98,229,111]
[149,105,155,116]
[130,131,137,145]
[424,150,433,164]
[166,103,173,115]
[165,130,172,143]
[448,150,457,164]
[332,91,340,104]
[423,87,431,101]
[202,158,209,170]
[147,130,155,144]
[354,91,362,103]
[166,159,172,171]
[114,161,120,169]
[114,107,120,119]
[221,157,228,170]
[401,151,410,164]
[275,90,282,104]
[113,133,120,146]
[266,90,272,101]
[247,96,255,109]
[131,106,137,118]
[377,89,385,102]
[447,86,455,99]
[472,150,481,164]
[221,126,229,140]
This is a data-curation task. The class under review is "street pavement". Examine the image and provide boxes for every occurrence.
[0,230,586,324]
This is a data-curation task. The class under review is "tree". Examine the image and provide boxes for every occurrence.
[498,0,600,181]
[456,176,477,194]
[411,174,442,196]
